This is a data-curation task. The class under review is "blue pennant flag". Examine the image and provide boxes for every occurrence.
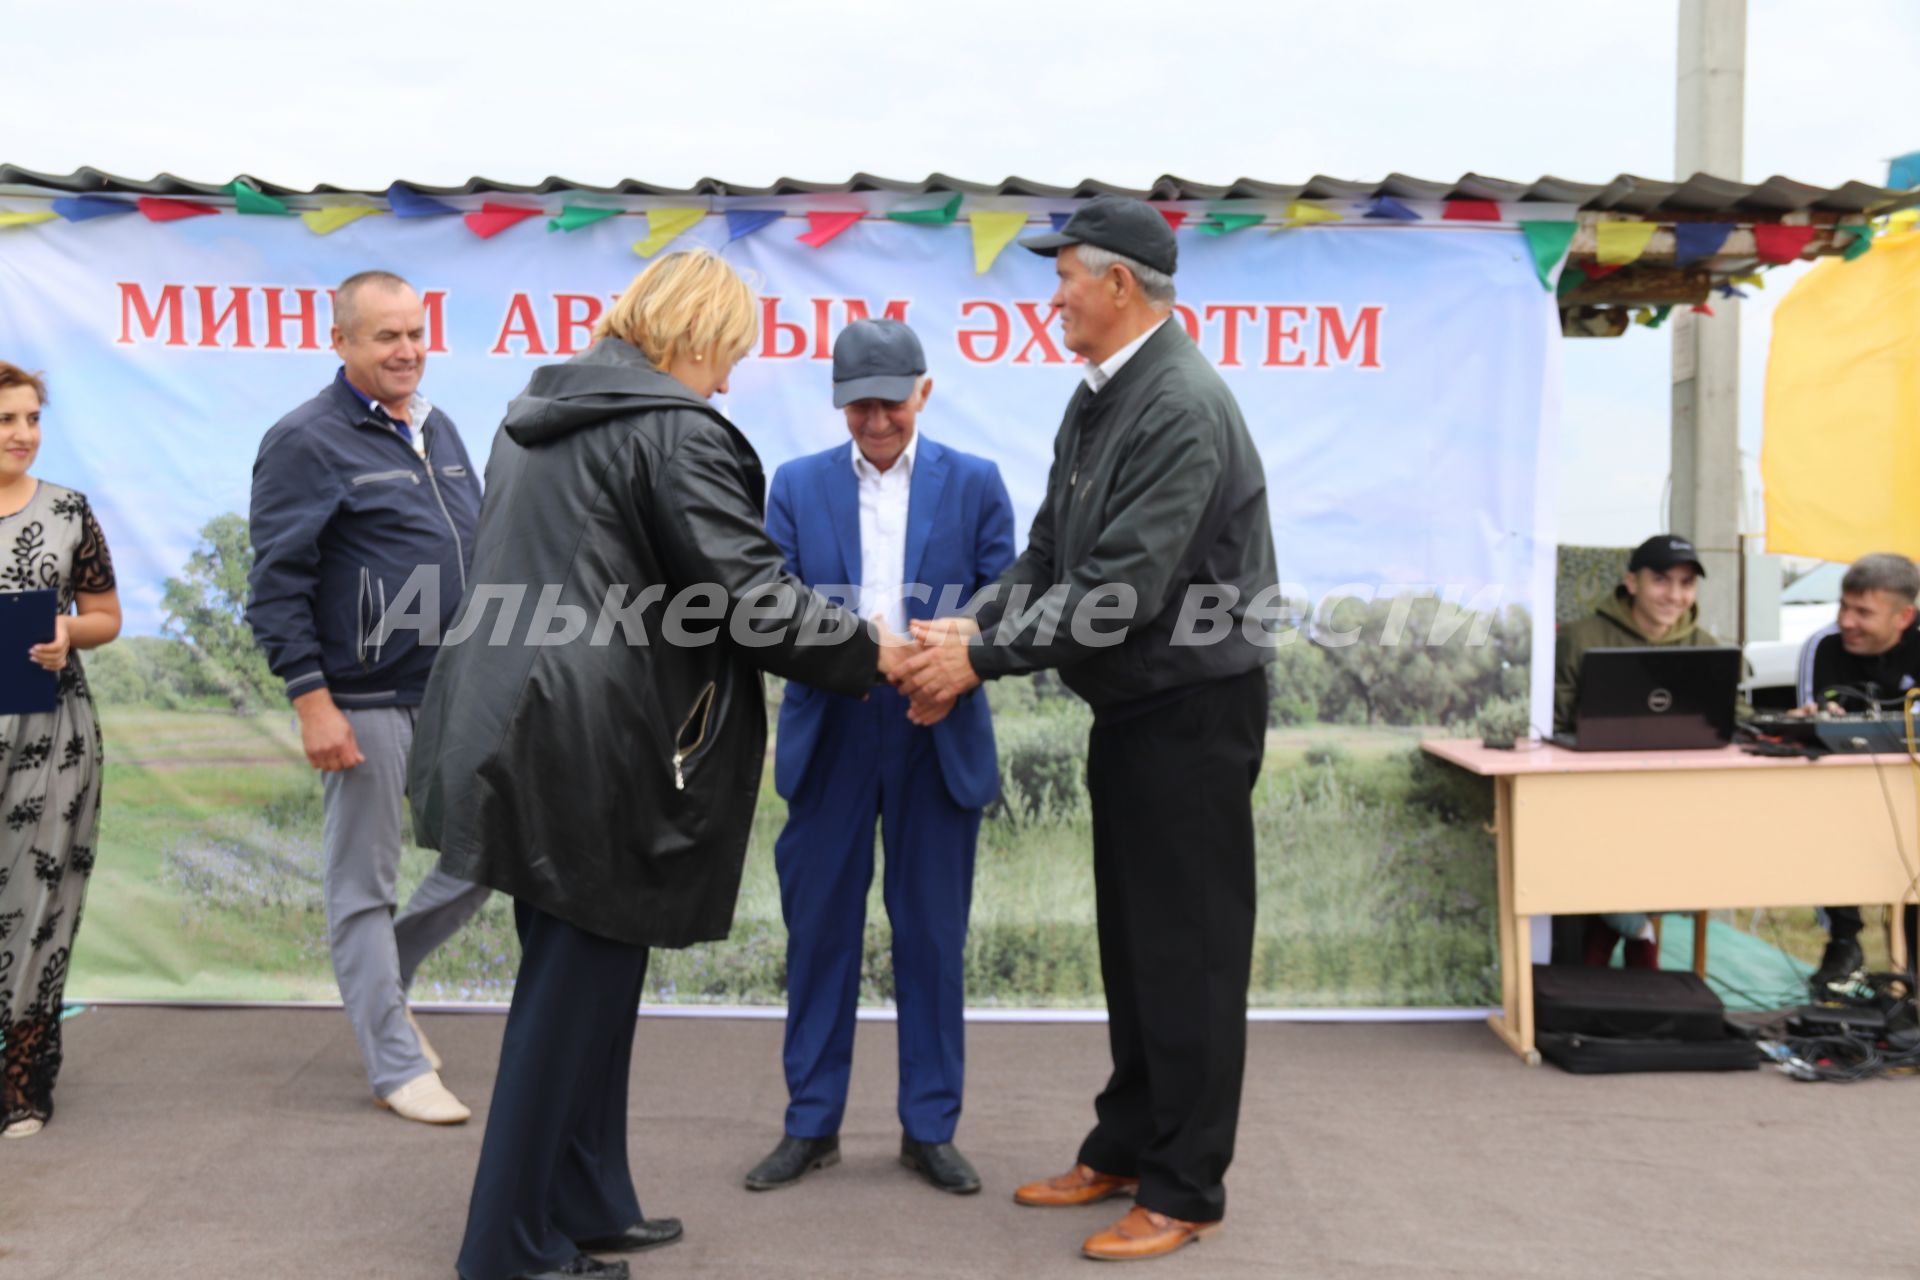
[725,210,782,242]
[1673,223,1734,267]
[1889,151,1920,192]
[52,195,136,222]
[386,183,460,218]
[1049,212,1072,232]
[1363,196,1420,221]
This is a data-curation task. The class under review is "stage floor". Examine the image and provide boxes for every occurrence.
[3,1007,1916,1278]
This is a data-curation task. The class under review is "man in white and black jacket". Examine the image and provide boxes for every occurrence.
[245,270,489,1125]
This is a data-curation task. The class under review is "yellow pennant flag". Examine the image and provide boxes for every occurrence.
[633,207,705,258]
[1729,272,1764,290]
[1595,220,1659,266]
[1763,230,1920,560]
[1889,208,1920,236]
[0,210,58,229]
[970,211,1028,274]
[301,206,380,236]
[1281,200,1341,226]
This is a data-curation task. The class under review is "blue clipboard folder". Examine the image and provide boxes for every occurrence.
[0,589,59,716]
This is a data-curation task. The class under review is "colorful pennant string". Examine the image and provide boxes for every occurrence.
[1690,303,1715,316]
[228,181,291,216]
[1644,304,1674,330]
[888,193,962,226]
[1199,211,1265,236]
[1156,208,1187,232]
[138,197,220,222]
[51,195,135,222]
[548,205,620,233]
[970,211,1028,274]
[1594,221,1659,266]
[465,203,541,240]
[1519,221,1576,290]
[1555,267,1588,296]
[1441,199,1501,222]
[387,183,460,218]
[631,207,705,257]
[1890,209,1920,235]
[1842,223,1878,262]
[0,211,58,230]
[1048,212,1072,232]
[725,210,782,242]
[301,206,380,236]
[1752,224,1817,264]
[799,210,863,248]
[1364,196,1420,221]
[1281,200,1341,227]
[1672,223,1734,267]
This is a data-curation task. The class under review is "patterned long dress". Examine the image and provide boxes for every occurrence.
[0,480,115,1129]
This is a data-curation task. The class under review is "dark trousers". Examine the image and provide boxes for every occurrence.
[775,683,980,1142]
[1825,903,1919,968]
[1076,668,1265,1225]
[456,902,650,1280]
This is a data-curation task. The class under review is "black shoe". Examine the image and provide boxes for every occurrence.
[576,1217,683,1253]
[899,1136,982,1195]
[513,1255,629,1280]
[744,1134,840,1190]
[1812,937,1865,991]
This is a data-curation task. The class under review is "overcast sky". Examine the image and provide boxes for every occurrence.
[8,0,1918,547]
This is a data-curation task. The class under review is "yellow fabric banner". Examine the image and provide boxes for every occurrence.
[632,207,705,258]
[1595,221,1659,266]
[969,212,1028,274]
[1763,228,1920,559]
[300,206,380,236]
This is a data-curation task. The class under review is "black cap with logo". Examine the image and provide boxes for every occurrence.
[1628,534,1707,577]
[1019,194,1178,277]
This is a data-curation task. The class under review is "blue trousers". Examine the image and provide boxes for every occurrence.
[456,902,650,1280]
[774,683,981,1143]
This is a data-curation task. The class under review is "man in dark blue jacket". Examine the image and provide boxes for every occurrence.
[744,320,1015,1196]
[246,270,489,1125]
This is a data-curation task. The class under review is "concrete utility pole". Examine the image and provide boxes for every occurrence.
[1671,0,1746,641]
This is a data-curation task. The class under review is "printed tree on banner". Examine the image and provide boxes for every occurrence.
[160,513,280,710]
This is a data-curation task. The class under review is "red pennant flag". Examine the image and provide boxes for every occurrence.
[799,210,863,248]
[1157,208,1187,232]
[1690,303,1715,316]
[1441,199,1502,222]
[465,202,541,239]
[138,196,219,222]
[1752,224,1817,264]
[1582,262,1625,280]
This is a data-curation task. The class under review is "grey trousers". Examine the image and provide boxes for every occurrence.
[322,705,492,1097]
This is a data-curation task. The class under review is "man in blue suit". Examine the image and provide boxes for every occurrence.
[745,319,1016,1196]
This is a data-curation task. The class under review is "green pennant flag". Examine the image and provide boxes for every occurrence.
[1199,212,1265,236]
[227,181,291,216]
[1842,223,1878,262]
[1521,221,1577,290]
[887,193,962,226]
[1644,304,1674,331]
[1556,266,1588,296]
[549,205,621,232]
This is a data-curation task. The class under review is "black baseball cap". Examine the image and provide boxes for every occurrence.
[1020,194,1178,277]
[831,319,926,408]
[1628,534,1707,577]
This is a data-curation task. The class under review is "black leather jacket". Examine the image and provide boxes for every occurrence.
[409,339,879,947]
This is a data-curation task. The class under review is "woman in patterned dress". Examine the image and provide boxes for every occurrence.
[0,362,120,1139]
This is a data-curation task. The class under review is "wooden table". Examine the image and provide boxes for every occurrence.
[1421,739,1920,1064]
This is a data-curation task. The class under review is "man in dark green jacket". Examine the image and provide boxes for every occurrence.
[895,196,1278,1262]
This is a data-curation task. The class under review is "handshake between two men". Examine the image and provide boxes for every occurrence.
[872,615,983,726]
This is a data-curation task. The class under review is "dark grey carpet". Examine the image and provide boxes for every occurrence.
[1,1008,1915,1278]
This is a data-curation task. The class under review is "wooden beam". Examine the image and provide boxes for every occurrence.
[1561,267,1713,306]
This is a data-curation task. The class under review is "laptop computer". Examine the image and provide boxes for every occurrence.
[1551,646,1742,751]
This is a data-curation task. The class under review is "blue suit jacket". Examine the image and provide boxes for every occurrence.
[766,435,1017,811]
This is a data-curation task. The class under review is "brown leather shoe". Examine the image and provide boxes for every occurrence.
[1081,1205,1218,1260]
[1012,1163,1139,1207]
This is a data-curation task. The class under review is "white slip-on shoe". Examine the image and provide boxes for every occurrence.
[406,1008,444,1072]
[375,1070,471,1125]
[2,1116,45,1139]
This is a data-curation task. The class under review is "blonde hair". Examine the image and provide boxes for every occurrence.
[593,248,760,369]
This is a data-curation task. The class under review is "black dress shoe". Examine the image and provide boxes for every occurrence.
[1812,937,1865,991]
[744,1134,840,1190]
[576,1217,683,1252]
[899,1136,982,1195]
[513,1255,629,1280]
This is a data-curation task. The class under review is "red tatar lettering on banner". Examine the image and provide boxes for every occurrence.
[956,301,1010,364]
[810,298,835,360]
[421,291,450,354]
[1205,304,1259,368]
[554,294,603,356]
[760,297,807,360]
[843,298,911,326]
[195,286,254,350]
[117,283,186,347]
[1172,304,1200,342]
[1012,303,1068,365]
[1264,305,1309,368]
[491,293,548,356]
[263,288,322,351]
[1315,305,1383,369]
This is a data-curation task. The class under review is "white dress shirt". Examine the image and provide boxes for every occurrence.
[1082,317,1169,394]
[852,430,920,636]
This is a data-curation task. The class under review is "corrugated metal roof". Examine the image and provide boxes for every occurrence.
[3,165,1914,217]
